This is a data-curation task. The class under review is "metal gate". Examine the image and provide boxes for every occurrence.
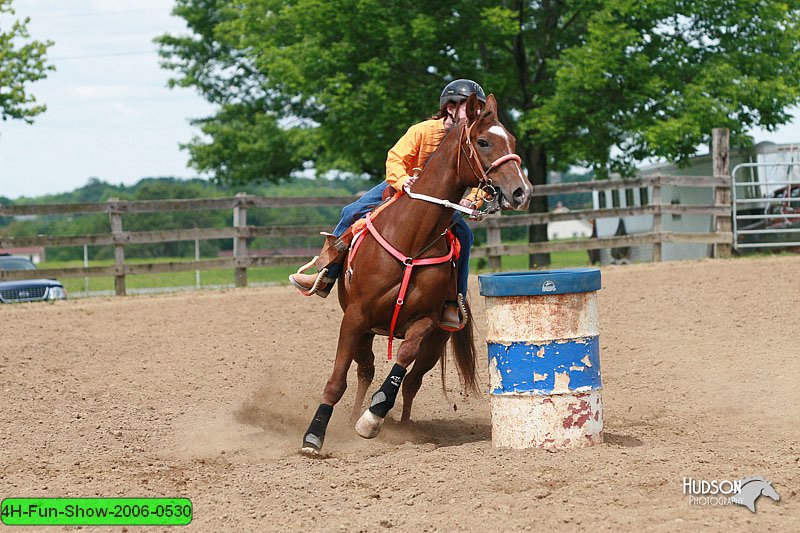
[731,162,800,251]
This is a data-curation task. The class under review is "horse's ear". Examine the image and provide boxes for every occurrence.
[465,93,481,123]
[484,94,497,117]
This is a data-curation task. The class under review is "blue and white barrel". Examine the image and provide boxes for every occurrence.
[478,268,603,449]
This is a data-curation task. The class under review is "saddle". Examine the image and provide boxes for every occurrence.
[311,192,401,275]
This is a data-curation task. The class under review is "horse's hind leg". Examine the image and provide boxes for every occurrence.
[351,333,375,420]
[401,329,449,422]
[355,317,437,439]
[302,311,368,453]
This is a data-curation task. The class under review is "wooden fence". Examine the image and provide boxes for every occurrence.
[477,173,731,266]
[0,172,732,296]
[478,127,733,266]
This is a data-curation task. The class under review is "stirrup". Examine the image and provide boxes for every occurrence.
[295,256,319,275]
[290,258,330,297]
[308,267,330,296]
[289,273,331,298]
[439,293,468,332]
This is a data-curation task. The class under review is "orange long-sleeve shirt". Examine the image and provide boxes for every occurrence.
[385,118,446,191]
[385,118,483,204]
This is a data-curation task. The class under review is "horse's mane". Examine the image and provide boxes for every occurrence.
[414,120,464,178]
[739,476,769,487]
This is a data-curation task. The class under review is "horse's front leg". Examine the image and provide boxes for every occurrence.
[350,333,376,421]
[355,316,437,439]
[302,311,368,454]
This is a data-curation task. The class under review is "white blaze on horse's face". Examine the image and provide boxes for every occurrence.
[488,125,531,203]
[488,125,509,141]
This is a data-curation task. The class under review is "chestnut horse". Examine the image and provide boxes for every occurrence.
[301,93,532,453]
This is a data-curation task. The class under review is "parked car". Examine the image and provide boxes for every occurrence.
[0,253,67,303]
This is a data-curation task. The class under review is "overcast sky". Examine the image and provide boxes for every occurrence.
[1,1,800,200]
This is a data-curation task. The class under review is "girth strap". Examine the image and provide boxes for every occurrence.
[364,212,455,360]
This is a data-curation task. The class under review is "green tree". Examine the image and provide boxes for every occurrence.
[0,0,54,123]
[158,0,800,265]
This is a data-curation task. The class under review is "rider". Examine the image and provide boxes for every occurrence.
[290,79,488,328]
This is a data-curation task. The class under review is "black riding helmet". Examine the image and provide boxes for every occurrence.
[439,79,486,108]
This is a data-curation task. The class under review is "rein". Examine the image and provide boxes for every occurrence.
[402,186,484,218]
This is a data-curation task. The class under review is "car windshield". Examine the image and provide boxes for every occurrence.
[0,257,37,271]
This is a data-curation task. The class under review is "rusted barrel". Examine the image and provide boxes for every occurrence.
[478,268,603,449]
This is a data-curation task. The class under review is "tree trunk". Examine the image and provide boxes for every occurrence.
[525,144,551,268]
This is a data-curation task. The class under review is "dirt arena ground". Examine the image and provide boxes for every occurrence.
[1,255,799,532]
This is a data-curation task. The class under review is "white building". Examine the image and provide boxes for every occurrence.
[547,219,593,240]
[592,142,800,264]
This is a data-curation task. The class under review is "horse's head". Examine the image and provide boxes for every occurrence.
[462,93,532,211]
[733,477,781,512]
[761,481,780,502]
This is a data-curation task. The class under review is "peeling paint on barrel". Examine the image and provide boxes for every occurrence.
[485,292,599,344]
[552,371,571,394]
[490,391,603,449]
[488,356,503,391]
[487,337,601,395]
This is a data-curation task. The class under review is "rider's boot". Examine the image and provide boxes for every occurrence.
[289,270,333,298]
[440,293,467,331]
[289,230,354,298]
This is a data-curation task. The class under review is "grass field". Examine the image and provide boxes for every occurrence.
[40,249,592,295]
[474,249,590,271]
[39,258,299,294]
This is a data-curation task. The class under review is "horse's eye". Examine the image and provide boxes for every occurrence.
[477,139,489,148]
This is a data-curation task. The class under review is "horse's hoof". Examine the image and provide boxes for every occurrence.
[300,446,320,457]
[302,432,324,452]
[355,409,384,439]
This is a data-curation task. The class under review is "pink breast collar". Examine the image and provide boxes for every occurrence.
[350,212,455,359]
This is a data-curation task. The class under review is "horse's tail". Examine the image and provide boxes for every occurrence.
[445,299,480,394]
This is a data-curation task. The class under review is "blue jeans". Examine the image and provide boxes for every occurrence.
[329,182,473,297]
[333,182,387,237]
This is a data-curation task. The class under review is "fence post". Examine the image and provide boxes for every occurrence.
[83,244,90,293]
[712,128,732,258]
[108,198,126,296]
[651,182,662,262]
[486,216,502,270]
[195,232,201,289]
[233,192,248,287]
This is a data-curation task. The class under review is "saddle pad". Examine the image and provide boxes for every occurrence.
[349,190,403,236]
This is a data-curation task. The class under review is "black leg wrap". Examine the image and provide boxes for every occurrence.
[302,403,333,450]
[368,363,407,418]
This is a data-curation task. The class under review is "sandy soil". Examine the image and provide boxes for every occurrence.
[1,255,799,532]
